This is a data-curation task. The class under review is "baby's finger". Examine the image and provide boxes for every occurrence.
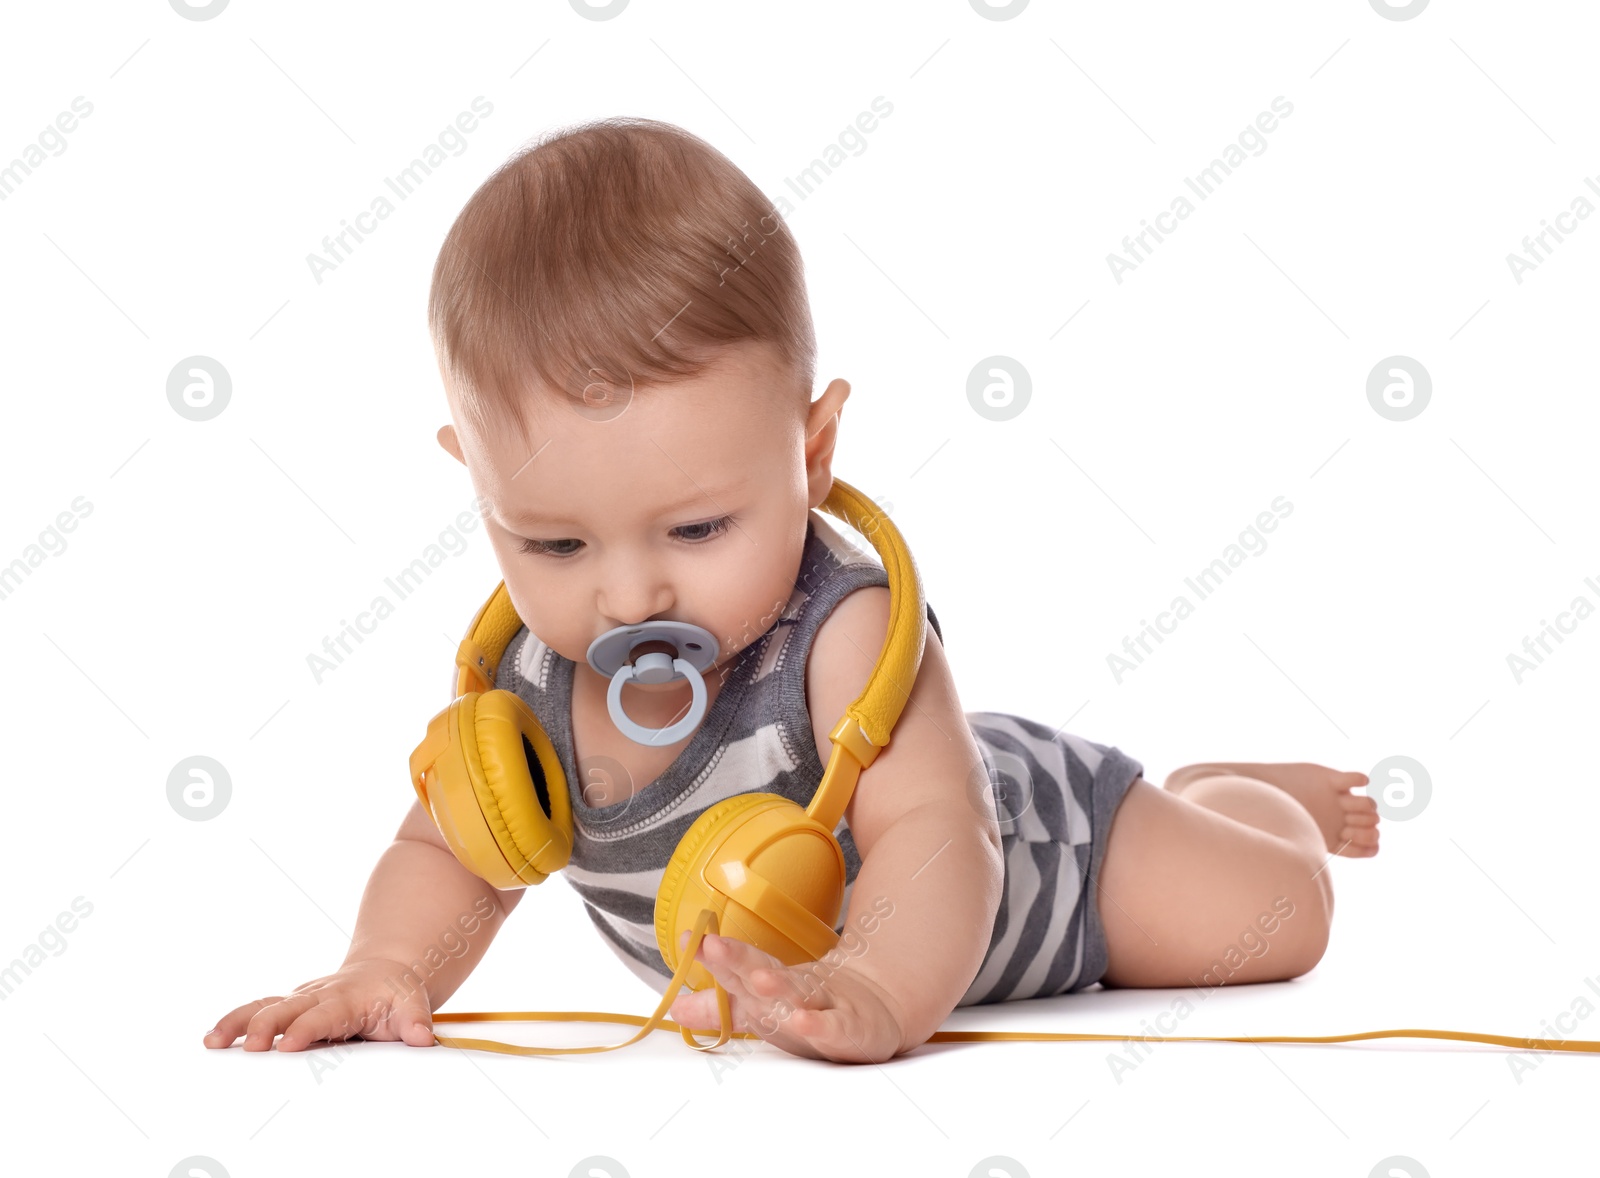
[707,954,890,1060]
[692,938,767,1029]
[203,997,286,1049]
[697,933,788,984]
[699,938,834,1045]
[703,936,830,1018]
[743,958,828,1012]
[668,988,720,1031]
[754,985,897,1063]
[239,994,319,1051]
[277,1003,362,1052]
[768,1005,870,1056]
[670,933,737,1030]
[395,1001,439,1047]
[287,993,435,1049]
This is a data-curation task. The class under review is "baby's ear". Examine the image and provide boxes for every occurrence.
[437,424,466,464]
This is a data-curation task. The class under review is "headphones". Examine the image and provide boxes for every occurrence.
[408,477,927,1053]
[409,478,1600,1062]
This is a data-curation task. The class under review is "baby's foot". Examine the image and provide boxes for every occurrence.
[1169,762,1380,857]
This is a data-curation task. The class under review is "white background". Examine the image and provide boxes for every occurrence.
[2,1,1595,1175]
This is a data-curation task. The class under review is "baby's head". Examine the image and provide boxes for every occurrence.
[429,117,851,688]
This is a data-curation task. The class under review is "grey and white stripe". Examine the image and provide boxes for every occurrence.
[493,511,1143,1006]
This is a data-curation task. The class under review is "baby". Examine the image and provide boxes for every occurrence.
[204,117,1380,1064]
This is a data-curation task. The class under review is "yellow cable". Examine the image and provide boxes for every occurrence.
[434,1014,1600,1055]
[429,909,1600,1057]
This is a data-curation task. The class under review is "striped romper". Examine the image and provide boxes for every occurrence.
[492,511,1146,1006]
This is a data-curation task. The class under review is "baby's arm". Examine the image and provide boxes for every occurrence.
[673,585,1003,1060]
[831,790,1004,1052]
[204,801,523,1051]
[814,588,1003,1051]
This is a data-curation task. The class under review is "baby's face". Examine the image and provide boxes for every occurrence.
[439,341,827,694]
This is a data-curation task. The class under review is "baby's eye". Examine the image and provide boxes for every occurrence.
[517,536,581,557]
[515,515,732,559]
[673,516,732,544]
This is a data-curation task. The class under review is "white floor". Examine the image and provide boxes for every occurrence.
[11,848,1586,1177]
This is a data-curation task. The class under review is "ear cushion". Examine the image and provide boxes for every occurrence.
[461,689,573,885]
[656,793,789,990]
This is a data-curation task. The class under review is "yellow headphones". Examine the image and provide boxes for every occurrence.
[409,478,1600,1060]
[409,477,927,1054]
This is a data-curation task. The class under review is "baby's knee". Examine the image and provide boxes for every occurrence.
[1271,884,1332,978]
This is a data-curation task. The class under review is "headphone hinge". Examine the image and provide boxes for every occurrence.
[828,715,883,769]
[455,638,493,695]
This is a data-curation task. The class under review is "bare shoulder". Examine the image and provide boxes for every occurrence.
[804,584,993,860]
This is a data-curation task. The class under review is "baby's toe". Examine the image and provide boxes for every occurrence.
[1340,824,1380,853]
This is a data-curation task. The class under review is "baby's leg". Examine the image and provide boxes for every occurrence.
[1164,761,1380,857]
[1096,770,1348,988]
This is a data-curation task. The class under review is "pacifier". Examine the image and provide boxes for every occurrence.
[585,621,721,746]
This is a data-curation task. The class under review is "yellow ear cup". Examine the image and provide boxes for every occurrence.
[655,793,848,993]
[410,689,573,890]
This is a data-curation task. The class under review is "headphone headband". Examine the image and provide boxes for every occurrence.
[814,478,927,751]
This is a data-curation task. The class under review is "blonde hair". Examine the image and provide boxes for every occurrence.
[428,116,816,441]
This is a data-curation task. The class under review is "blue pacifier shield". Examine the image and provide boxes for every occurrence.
[585,621,721,746]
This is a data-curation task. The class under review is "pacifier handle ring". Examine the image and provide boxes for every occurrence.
[607,657,708,746]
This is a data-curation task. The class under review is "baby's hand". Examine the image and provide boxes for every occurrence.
[202,959,436,1052]
[668,932,908,1063]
